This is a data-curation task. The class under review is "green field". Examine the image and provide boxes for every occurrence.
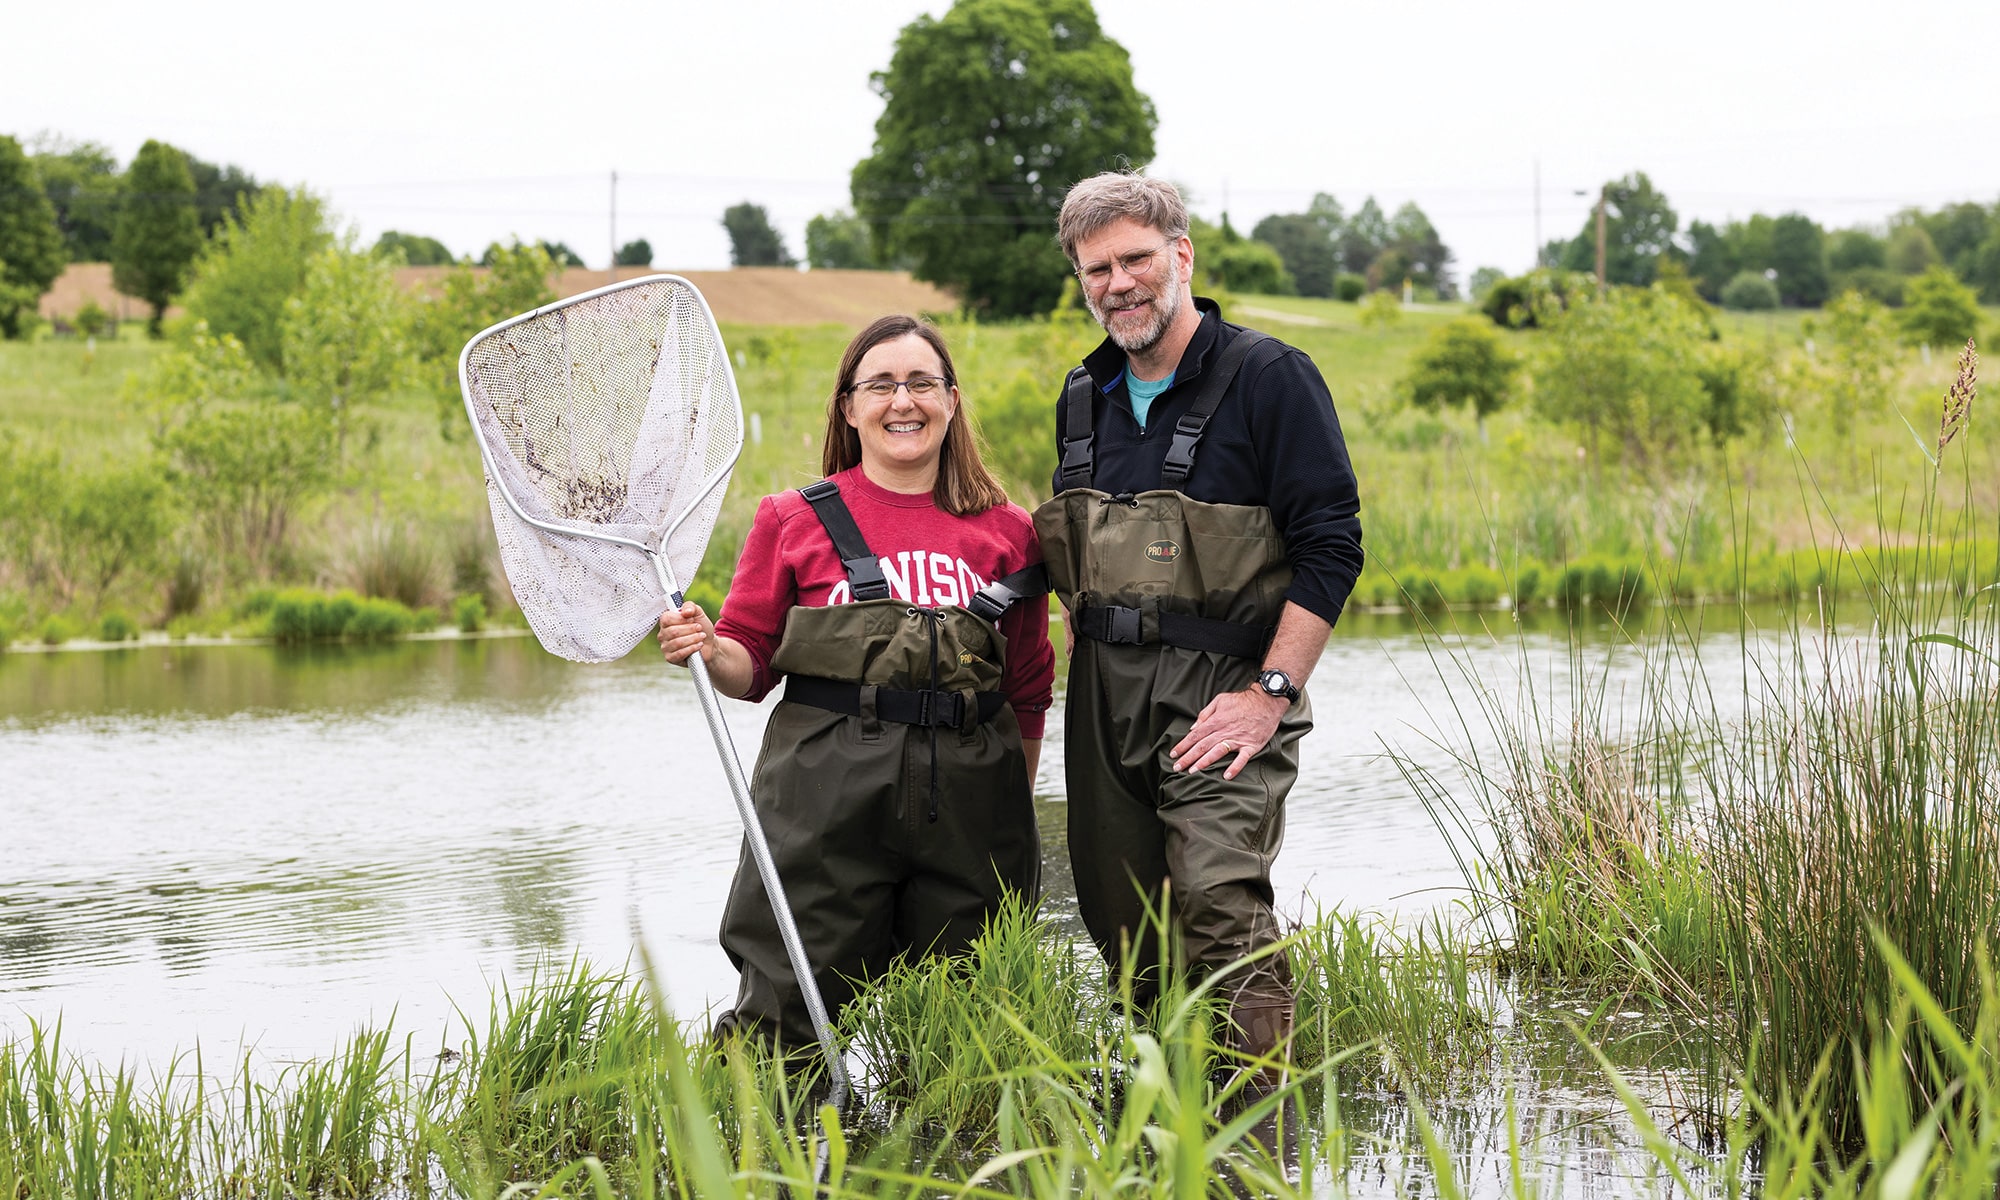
[1,294,1995,638]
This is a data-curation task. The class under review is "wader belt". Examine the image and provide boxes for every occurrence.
[796,479,1050,621]
[785,675,1005,731]
[1073,603,1272,659]
[1057,329,1272,492]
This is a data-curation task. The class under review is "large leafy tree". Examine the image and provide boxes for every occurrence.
[1339,198,1389,276]
[852,0,1155,316]
[1557,171,1678,287]
[721,202,796,267]
[374,230,455,265]
[112,140,204,335]
[30,135,122,262]
[0,135,67,338]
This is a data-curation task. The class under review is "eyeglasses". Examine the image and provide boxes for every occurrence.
[1076,238,1176,291]
[848,375,951,400]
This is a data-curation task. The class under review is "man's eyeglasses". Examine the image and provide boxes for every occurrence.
[849,376,951,400]
[1076,238,1175,291]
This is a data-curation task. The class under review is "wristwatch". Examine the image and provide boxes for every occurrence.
[1255,668,1300,702]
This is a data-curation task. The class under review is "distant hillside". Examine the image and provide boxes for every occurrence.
[39,264,958,328]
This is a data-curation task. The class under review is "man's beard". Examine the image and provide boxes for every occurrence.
[1086,257,1185,355]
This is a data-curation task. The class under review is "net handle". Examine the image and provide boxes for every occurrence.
[456,274,742,560]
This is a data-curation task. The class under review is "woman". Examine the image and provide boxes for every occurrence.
[659,314,1054,1049]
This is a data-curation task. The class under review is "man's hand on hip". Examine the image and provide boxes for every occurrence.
[1172,686,1288,780]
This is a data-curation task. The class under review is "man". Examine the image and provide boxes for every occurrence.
[1034,172,1363,1086]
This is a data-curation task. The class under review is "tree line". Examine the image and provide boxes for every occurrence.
[1524,170,2000,311]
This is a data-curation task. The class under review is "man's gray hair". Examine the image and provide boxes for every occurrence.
[1057,172,1189,265]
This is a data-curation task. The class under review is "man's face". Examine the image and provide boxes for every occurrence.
[1073,217,1193,355]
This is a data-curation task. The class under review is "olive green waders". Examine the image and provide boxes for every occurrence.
[715,485,1042,1049]
[1034,330,1309,1074]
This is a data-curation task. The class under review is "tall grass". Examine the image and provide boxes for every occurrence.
[1405,340,2000,1151]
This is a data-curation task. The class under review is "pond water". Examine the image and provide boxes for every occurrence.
[0,607,1795,1192]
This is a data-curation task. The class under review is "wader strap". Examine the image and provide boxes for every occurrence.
[785,675,1005,730]
[1160,330,1270,490]
[799,479,889,600]
[1056,367,1097,491]
[966,562,1050,623]
[1074,603,1271,659]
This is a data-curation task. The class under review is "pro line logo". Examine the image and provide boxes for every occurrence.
[1144,540,1182,564]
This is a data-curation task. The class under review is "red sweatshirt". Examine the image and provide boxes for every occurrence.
[715,466,1054,739]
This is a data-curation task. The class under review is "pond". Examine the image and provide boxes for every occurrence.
[0,608,1795,1192]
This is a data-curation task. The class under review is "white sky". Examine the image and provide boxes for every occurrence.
[11,0,2000,287]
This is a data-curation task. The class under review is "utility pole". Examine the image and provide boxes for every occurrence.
[608,170,618,287]
[1533,159,1541,269]
[1594,183,1607,297]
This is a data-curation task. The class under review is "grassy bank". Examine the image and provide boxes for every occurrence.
[5,298,1997,645]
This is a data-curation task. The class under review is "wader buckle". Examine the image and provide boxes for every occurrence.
[1082,604,1144,645]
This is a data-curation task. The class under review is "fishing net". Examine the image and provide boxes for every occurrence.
[460,277,742,662]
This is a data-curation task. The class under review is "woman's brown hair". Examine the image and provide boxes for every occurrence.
[819,314,1010,516]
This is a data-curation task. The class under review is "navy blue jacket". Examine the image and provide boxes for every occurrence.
[1050,299,1364,626]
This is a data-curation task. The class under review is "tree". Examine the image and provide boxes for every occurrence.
[1919,201,1990,280]
[1533,285,1714,477]
[1886,223,1940,275]
[0,135,67,338]
[1189,215,1290,295]
[1827,228,1887,272]
[374,230,455,265]
[281,241,412,470]
[1768,213,1828,307]
[112,140,204,335]
[1250,212,1335,297]
[1557,171,1678,287]
[1684,220,1736,300]
[1338,197,1389,276]
[614,238,653,267]
[852,0,1155,316]
[1805,290,1898,437]
[180,187,331,371]
[1386,201,1454,298]
[1897,265,1982,349]
[806,210,877,269]
[1401,318,1518,435]
[1467,266,1506,303]
[721,202,796,267]
[29,134,121,262]
[184,155,261,238]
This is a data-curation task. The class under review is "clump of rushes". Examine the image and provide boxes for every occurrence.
[1408,344,2000,1151]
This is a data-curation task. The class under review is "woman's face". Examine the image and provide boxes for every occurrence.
[842,333,957,483]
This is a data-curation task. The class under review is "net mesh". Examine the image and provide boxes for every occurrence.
[461,277,742,663]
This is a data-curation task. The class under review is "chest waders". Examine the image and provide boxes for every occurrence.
[714,480,1049,1050]
[1031,331,1310,1081]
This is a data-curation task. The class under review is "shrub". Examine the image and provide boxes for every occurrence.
[96,610,139,642]
[164,547,204,620]
[345,597,415,641]
[353,522,439,609]
[1396,569,1448,612]
[1718,271,1779,311]
[1334,273,1366,302]
[1513,561,1546,608]
[1358,290,1401,329]
[453,593,487,633]
[1447,565,1505,607]
[73,299,110,338]
[1401,319,1518,426]
[1898,265,1982,348]
[1829,266,1904,307]
[37,613,81,645]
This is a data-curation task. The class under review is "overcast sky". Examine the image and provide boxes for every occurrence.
[11,0,2000,287]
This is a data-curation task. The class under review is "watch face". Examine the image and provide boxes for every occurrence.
[1259,669,1295,698]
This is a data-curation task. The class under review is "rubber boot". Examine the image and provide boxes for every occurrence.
[1223,999,1294,1095]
